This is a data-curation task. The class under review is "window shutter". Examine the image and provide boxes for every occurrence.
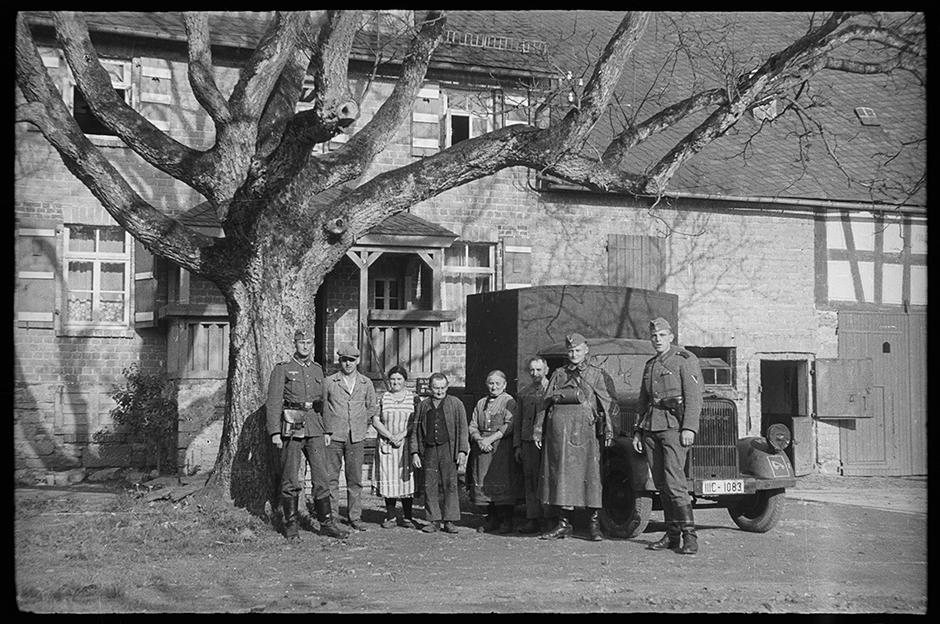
[135,57,173,132]
[15,222,58,328]
[502,237,532,289]
[411,83,440,156]
[607,234,665,290]
[134,239,159,328]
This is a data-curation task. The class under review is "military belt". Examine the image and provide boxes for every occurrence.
[284,401,314,410]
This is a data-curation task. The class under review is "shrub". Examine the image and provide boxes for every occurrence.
[97,363,178,474]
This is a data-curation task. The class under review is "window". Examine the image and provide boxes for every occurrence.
[686,347,736,388]
[444,91,492,147]
[69,59,132,137]
[374,279,401,310]
[443,242,495,335]
[854,107,880,126]
[63,225,131,327]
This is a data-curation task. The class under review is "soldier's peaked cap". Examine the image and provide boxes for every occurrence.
[649,317,672,333]
[565,333,587,348]
[294,328,311,340]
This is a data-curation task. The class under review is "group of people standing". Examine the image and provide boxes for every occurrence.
[267,317,703,553]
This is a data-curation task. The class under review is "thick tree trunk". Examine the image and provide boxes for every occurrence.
[202,213,348,516]
[203,278,316,515]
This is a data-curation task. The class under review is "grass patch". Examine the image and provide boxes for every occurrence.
[16,488,282,612]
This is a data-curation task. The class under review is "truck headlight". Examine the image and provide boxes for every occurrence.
[766,423,792,451]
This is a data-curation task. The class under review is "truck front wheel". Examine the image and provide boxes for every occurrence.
[600,456,652,539]
[727,488,786,533]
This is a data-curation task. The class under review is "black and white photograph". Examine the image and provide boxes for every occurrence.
[14,10,926,614]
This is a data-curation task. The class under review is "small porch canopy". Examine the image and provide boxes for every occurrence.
[348,212,459,379]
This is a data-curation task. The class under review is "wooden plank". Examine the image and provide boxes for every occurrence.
[191,322,208,372]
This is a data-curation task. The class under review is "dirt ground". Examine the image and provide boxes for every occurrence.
[14,474,927,614]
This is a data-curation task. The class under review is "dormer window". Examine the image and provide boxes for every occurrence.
[854,107,880,126]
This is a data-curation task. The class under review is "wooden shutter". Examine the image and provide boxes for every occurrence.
[15,222,58,328]
[411,83,440,156]
[607,234,665,290]
[502,237,532,290]
[134,239,158,328]
[136,57,173,132]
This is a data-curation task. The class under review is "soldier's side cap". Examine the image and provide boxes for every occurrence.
[649,317,672,333]
[565,333,587,348]
[337,343,360,358]
[294,328,311,340]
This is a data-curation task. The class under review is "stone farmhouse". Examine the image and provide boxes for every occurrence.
[14,12,925,483]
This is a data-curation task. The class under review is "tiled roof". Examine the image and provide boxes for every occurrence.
[23,11,924,207]
[363,212,458,239]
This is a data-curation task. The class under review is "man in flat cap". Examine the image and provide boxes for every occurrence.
[266,329,348,539]
[533,332,617,541]
[634,317,704,554]
[323,343,378,531]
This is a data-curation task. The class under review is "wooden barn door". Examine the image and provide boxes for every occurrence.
[837,311,926,476]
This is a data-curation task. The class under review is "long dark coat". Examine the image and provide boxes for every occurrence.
[535,362,616,508]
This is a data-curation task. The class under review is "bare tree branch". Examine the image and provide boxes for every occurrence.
[47,12,205,187]
[278,10,447,202]
[182,12,232,124]
[228,11,306,121]
[15,14,215,275]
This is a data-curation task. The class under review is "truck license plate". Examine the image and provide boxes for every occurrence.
[701,479,745,495]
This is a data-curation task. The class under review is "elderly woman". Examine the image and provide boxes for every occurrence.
[372,366,418,528]
[468,370,522,534]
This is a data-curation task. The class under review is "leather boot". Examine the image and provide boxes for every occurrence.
[281,495,300,540]
[516,518,541,534]
[539,510,572,540]
[676,503,698,555]
[478,504,498,533]
[648,496,680,550]
[314,496,349,539]
[588,509,604,541]
[498,506,514,534]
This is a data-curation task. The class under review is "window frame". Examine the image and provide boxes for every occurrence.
[443,91,493,148]
[442,242,496,337]
[62,225,132,329]
[65,57,133,144]
[685,346,737,389]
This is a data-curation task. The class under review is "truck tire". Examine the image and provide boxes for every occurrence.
[600,456,652,539]
[727,488,786,533]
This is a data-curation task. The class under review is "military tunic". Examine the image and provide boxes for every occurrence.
[636,344,703,433]
[265,356,330,499]
[536,362,616,509]
[636,344,704,509]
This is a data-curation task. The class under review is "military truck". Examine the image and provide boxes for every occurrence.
[466,285,796,537]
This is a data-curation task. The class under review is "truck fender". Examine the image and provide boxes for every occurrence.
[736,436,795,480]
[607,435,655,492]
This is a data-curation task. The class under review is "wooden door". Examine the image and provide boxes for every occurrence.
[837,311,926,475]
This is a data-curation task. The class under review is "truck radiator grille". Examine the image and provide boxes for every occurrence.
[687,399,738,481]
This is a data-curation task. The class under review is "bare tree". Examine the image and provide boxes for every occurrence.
[15,11,924,511]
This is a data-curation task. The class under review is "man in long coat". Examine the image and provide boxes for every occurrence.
[534,333,616,541]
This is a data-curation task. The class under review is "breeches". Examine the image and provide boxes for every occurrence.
[642,429,692,508]
[280,436,330,500]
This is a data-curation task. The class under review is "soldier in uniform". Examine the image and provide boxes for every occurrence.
[633,317,704,555]
[266,329,348,540]
[534,333,616,541]
[514,355,550,534]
